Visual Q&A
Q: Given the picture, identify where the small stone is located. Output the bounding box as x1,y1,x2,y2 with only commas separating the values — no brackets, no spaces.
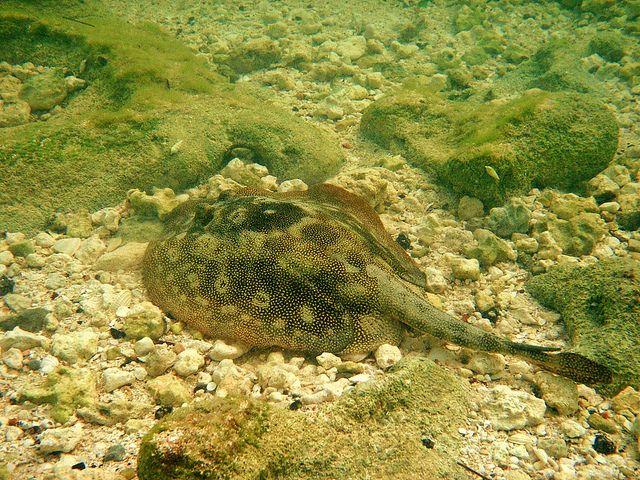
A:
480,385,546,431
38,424,83,454
19,69,68,111
374,343,402,369
52,237,82,256
39,355,59,374
134,337,155,357
612,386,640,415
45,273,66,290
25,254,45,268
534,372,579,416
487,199,531,238
208,339,250,361
424,267,448,294
587,412,619,434
0,250,14,266
5,425,22,442
122,301,165,340
2,347,23,369
458,196,484,220
51,329,99,364
102,367,135,392
599,201,620,213
93,242,148,271
514,236,538,254
3,293,31,312
173,348,204,377
147,373,192,406
467,352,505,375
448,256,480,281
75,235,107,264
145,347,177,377
537,437,568,458
560,419,586,438
316,352,342,369
0,327,47,350
0,307,49,332
8,240,35,258
104,443,126,462
349,373,371,384
474,291,495,313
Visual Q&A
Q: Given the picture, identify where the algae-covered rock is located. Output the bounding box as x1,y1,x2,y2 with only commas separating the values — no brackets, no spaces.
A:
19,366,97,423
545,212,606,257
19,68,67,111
527,258,640,393
588,31,626,63
465,228,516,267
138,357,472,480
360,89,617,206
0,2,344,233
486,198,532,238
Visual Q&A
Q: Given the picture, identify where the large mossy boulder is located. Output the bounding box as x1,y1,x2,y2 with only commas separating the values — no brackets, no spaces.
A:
527,258,640,394
138,357,472,480
360,89,618,206
0,1,344,233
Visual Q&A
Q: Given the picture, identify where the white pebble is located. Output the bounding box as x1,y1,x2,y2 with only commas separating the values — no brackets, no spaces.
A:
39,355,59,374
374,343,402,369
134,337,155,357
38,424,83,454
173,348,205,377
316,352,342,369
208,339,250,361
2,348,23,370
102,367,135,392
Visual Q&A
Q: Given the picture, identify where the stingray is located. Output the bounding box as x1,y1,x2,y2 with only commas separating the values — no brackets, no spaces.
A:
142,184,612,385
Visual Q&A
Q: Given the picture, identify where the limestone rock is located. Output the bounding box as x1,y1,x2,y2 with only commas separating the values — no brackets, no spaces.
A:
137,357,471,480
612,386,640,415
465,228,516,267
534,371,579,416
0,326,47,350
145,347,177,378
173,348,205,377
51,329,99,364
480,385,546,430
374,343,402,369
19,69,68,111
38,424,83,454
122,301,165,340
527,258,640,393
208,339,250,361
486,198,532,238
147,373,192,406
19,366,97,423
103,367,135,392
457,196,484,221
93,242,149,271
448,255,480,281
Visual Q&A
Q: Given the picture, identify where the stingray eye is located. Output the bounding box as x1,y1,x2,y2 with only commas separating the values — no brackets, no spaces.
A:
240,200,306,233
193,203,215,228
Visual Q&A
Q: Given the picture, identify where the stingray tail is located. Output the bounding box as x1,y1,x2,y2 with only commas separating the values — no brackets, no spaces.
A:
504,341,613,386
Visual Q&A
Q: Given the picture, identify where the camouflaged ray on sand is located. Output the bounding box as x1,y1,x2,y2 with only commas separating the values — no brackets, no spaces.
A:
142,184,612,386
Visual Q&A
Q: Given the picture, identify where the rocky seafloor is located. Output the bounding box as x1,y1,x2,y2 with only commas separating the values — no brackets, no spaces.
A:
1,0,640,479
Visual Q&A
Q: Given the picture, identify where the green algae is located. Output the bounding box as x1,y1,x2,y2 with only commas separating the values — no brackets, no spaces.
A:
360,89,618,206
19,366,97,423
527,258,640,394
137,357,472,480
0,1,344,234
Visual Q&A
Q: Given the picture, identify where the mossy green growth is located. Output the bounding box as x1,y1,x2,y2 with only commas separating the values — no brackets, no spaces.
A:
138,357,471,480
360,89,618,206
588,31,626,63
19,366,97,423
0,1,344,233
527,258,640,394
